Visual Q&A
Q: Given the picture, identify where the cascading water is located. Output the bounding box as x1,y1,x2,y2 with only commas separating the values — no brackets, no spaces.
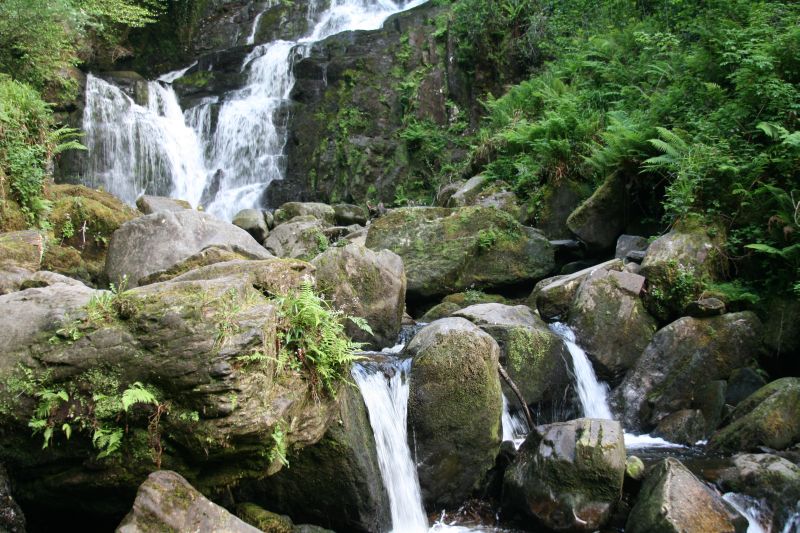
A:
81,0,425,218
352,359,429,533
501,394,527,448
722,493,770,533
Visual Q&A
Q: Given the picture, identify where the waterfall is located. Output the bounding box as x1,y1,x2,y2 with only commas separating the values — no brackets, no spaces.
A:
352,359,428,533
722,493,770,533
81,0,425,218
501,394,527,448
548,322,613,419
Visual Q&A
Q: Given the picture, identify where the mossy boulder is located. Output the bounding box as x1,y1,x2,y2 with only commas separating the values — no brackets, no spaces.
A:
709,377,800,453
135,195,191,215
614,312,762,432
232,209,270,245
640,224,721,321
237,503,294,533
566,173,627,250
116,471,260,533
407,318,502,508
504,418,626,531
366,206,554,299
652,409,707,446
264,216,329,261
312,243,405,349
715,453,800,531
235,384,390,533
447,176,521,220
105,209,271,287
0,261,337,522
332,204,367,226
528,179,590,239
274,203,335,226
567,269,657,382
0,268,86,296
419,301,462,322
453,304,572,414
625,458,747,533
137,246,271,286
529,259,623,320
0,230,43,271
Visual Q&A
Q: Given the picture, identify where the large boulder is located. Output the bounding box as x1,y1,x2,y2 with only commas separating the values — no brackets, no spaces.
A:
615,312,762,432
639,224,720,320
567,268,657,382
232,209,270,244
46,184,140,284
0,268,87,296
529,259,623,320
530,179,589,240
366,206,554,299
105,209,271,287
406,318,502,507
708,377,800,452
0,230,43,271
447,176,521,220
504,418,626,531
264,216,329,261
116,471,259,533
274,202,335,226
566,173,627,250
236,385,390,533
332,204,367,226
626,458,747,533
137,245,271,286
135,195,191,215
312,243,405,349
715,453,800,531
453,304,573,414
0,261,337,522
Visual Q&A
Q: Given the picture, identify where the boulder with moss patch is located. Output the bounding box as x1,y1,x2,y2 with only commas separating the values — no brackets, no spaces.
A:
614,312,762,432
0,230,43,272
265,216,330,261
407,318,502,507
135,195,191,215
708,377,800,453
504,418,626,531
626,458,746,533
566,173,627,250
312,243,405,349
366,207,553,299
529,259,623,320
274,203,335,226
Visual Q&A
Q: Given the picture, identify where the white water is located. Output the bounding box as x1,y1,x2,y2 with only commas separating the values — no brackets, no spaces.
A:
82,0,425,218
723,493,771,533
783,503,800,533
352,359,428,533
501,394,527,448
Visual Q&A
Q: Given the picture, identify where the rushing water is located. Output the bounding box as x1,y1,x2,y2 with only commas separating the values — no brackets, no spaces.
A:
352,359,429,533
501,394,527,448
81,0,425,219
723,493,770,533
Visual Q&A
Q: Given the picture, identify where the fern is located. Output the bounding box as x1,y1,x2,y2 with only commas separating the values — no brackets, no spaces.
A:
121,382,158,412
93,426,124,458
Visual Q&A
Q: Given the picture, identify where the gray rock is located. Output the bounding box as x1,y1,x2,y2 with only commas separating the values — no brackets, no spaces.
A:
333,204,368,226
615,235,649,261
435,180,465,207
274,202,335,226
419,301,461,322
626,458,747,533
447,175,489,207
709,377,800,452
264,216,329,260
454,304,573,411
0,267,86,295
529,259,623,320
116,471,260,532
567,173,627,250
105,210,271,287
615,312,762,432
653,409,706,446
233,209,270,244
407,318,502,507
693,380,727,435
532,179,588,240
0,230,43,271
0,464,25,533
568,268,657,381
726,368,767,406
312,243,406,349
686,297,726,317
504,418,626,531
626,250,647,262
135,195,191,215
366,207,554,299
137,245,272,286
264,210,275,229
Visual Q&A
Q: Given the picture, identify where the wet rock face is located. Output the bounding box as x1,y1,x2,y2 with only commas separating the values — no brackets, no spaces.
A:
503,418,626,531
116,470,260,533
626,458,747,533
406,318,502,508
614,312,763,432
365,206,554,300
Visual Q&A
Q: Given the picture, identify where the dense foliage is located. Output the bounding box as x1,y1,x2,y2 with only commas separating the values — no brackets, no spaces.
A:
443,0,800,299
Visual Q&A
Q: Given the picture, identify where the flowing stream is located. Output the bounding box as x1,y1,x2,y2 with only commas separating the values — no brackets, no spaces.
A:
81,0,425,219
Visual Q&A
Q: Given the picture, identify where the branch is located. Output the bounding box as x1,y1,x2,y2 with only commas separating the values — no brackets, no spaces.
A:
498,365,534,430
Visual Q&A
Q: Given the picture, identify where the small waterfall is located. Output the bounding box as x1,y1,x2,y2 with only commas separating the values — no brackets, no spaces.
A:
722,493,771,533
352,359,428,533
548,322,612,419
246,2,273,45
501,394,527,447
783,502,800,533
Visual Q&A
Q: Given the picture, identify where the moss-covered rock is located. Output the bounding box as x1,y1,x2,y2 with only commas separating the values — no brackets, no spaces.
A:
137,246,270,286
0,230,43,271
447,176,522,220
652,409,707,446
312,243,405,349
366,206,554,299
407,318,502,508
264,216,329,261
529,259,623,320
566,173,628,250
626,458,746,533
116,471,260,532
419,301,462,322
274,203,335,226
614,312,763,432
533,179,591,239
568,269,657,382
237,503,294,533
709,377,800,453
504,418,626,531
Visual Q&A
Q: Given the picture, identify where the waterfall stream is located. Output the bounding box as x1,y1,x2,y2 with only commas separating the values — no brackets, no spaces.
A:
81,0,425,219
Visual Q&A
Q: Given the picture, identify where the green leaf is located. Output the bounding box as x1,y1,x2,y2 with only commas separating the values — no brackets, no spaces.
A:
121,382,158,412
